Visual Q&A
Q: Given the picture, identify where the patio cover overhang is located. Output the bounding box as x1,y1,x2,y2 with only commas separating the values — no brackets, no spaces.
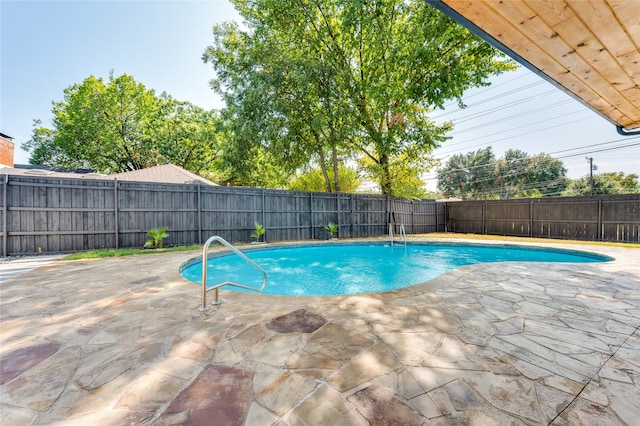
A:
428,0,640,135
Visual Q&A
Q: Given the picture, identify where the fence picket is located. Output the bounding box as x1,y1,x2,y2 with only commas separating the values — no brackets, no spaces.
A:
3,173,635,257
0,175,443,255
445,196,639,243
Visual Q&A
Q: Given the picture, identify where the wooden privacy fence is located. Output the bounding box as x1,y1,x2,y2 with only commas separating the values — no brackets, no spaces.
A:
0,174,444,256
445,194,640,243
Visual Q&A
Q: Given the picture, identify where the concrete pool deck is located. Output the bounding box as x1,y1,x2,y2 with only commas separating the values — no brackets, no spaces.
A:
1,238,638,425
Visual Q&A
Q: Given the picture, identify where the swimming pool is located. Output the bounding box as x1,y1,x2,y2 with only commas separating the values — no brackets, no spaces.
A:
180,242,612,296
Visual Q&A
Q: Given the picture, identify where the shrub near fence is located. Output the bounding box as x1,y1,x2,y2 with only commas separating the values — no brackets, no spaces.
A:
445,194,640,243
0,174,443,256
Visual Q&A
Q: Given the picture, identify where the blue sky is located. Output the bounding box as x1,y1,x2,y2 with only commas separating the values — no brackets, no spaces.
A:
2,0,639,187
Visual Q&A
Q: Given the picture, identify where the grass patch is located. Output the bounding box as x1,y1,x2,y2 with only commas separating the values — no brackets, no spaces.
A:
415,233,640,248
62,244,202,260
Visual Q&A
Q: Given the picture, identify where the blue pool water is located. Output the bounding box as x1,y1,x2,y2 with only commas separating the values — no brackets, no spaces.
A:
180,243,611,296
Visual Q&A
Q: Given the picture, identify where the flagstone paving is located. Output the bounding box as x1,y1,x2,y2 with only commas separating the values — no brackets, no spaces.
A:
1,239,638,425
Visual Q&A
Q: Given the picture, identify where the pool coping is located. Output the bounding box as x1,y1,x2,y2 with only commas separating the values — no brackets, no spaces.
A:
180,237,617,303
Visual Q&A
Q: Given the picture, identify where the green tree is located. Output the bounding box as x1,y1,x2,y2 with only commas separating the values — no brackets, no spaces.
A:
205,20,353,191
288,164,362,193
23,121,66,166
437,147,568,199
204,0,516,195
495,150,567,199
524,153,568,197
149,94,224,174
602,172,639,193
563,172,639,196
23,73,223,175
437,147,497,200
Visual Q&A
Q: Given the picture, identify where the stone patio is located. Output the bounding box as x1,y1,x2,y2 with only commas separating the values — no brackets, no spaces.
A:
1,238,638,425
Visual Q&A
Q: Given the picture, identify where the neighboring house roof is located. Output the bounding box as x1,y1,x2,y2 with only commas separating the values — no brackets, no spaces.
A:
112,164,218,185
429,0,640,134
1,164,218,186
0,164,110,180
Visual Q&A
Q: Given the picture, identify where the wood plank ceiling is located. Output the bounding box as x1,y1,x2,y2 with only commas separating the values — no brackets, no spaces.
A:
430,0,640,133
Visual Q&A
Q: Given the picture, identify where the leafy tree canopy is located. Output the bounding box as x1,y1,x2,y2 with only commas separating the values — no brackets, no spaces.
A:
563,172,639,196
203,0,516,195
437,147,568,200
288,164,362,193
23,72,224,175
437,147,497,200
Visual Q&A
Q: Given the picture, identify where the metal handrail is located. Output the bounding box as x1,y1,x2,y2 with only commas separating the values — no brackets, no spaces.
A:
389,223,394,246
200,236,267,311
389,222,407,247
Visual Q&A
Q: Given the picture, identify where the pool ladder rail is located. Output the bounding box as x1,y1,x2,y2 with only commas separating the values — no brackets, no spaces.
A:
389,222,407,247
200,236,267,311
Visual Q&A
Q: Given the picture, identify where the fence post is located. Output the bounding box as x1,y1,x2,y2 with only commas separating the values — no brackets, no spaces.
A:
444,202,448,232
197,183,202,244
481,201,486,234
114,178,119,249
349,194,354,238
2,174,8,257
309,192,314,239
529,200,534,237
261,188,266,239
433,201,438,235
410,201,414,234
386,194,391,230
336,192,340,238
597,199,602,241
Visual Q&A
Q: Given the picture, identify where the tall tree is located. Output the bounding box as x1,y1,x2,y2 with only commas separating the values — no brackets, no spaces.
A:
205,18,356,191
602,172,639,193
288,164,362,193
523,153,568,197
495,150,567,199
149,94,224,174
437,147,497,200
204,0,516,195
23,73,223,174
437,147,568,199
563,172,639,196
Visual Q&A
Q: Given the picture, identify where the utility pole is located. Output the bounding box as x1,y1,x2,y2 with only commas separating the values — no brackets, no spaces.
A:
586,156,597,196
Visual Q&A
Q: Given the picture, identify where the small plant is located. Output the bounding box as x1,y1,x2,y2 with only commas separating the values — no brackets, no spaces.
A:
144,227,169,249
325,222,339,239
251,221,265,243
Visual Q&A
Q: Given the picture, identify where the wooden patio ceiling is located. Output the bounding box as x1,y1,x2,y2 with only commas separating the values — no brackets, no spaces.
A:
429,0,640,134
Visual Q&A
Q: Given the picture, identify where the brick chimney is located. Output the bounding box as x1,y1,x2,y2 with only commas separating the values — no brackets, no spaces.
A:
0,132,15,167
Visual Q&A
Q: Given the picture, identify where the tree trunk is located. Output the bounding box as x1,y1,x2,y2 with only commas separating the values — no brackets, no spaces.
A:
318,149,332,192
331,145,340,192
379,154,392,195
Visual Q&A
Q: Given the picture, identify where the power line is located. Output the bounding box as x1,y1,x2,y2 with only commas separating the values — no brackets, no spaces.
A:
424,139,639,187
555,142,640,159
446,100,575,136
434,112,592,157
425,69,638,193
447,89,558,124
432,138,639,174
437,72,540,111
432,81,547,119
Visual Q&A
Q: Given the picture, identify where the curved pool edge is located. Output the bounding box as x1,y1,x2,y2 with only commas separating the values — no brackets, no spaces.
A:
178,237,618,299
180,238,615,272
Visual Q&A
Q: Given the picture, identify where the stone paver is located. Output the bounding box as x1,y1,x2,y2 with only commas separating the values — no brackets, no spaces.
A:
1,239,638,424
0,255,64,282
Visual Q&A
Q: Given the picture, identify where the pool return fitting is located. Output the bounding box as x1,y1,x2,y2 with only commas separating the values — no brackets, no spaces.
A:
200,236,267,311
